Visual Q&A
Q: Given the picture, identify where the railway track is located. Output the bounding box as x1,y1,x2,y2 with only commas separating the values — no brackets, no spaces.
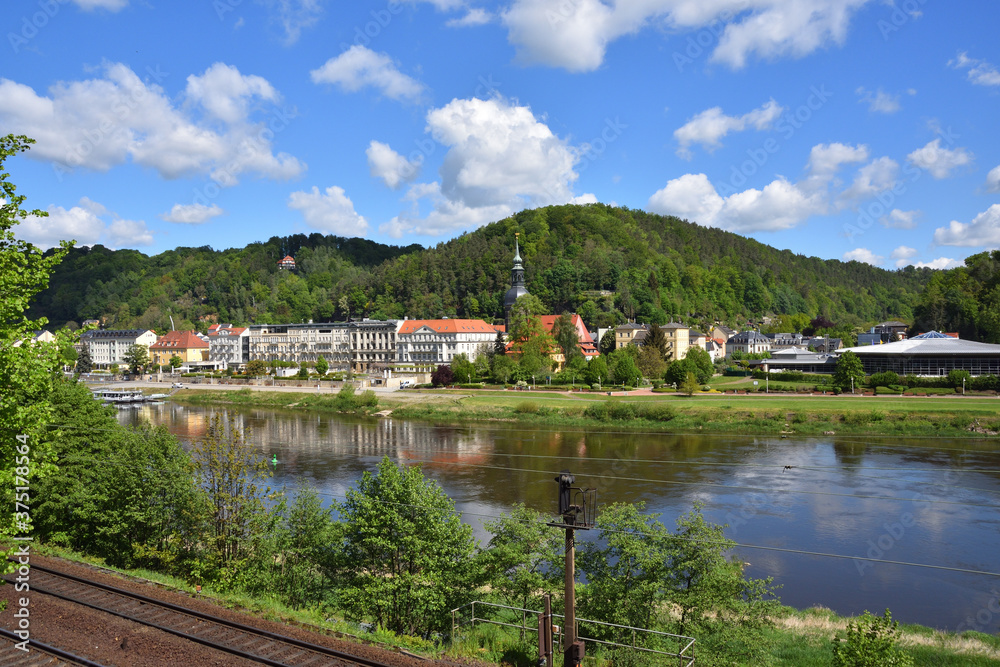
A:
4,564,397,667
0,627,106,667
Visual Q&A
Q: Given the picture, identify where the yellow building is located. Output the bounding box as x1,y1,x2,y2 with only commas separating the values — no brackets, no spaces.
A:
661,322,691,361
150,330,210,367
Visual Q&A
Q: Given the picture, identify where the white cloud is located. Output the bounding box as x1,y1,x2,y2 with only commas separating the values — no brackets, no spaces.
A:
160,203,225,224
380,96,588,238
950,52,1000,87
0,62,304,184
914,257,963,270
502,0,871,72
446,8,492,27
890,245,917,268
426,96,579,209
838,156,899,205
16,198,153,249
842,248,883,266
985,165,1000,193
674,99,783,158
880,209,919,229
933,204,1000,247
647,172,824,233
806,142,869,178
366,141,421,189
73,0,129,9
288,185,368,236
185,63,278,124
907,139,973,179
261,0,325,45
311,46,425,103
856,86,901,113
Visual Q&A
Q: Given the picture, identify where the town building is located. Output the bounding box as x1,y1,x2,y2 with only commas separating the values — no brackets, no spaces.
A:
150,330,210,368
503,233,530,332
13,330,56,347
753,347,837,373
764,332,805,350
277,255,296,270
660,322,690,361
615,322,648,349
539,314,600,366
248,322,353,369
350,319,401,373
397,319,499,367
80,329,158,368
838,334,1000,376
802,336,842,354
208,326,249,369
727,331,772,356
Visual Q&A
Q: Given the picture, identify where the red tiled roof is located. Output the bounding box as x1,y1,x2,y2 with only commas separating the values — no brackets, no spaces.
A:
537,314,599,357
151,330,209,349
398,319,497,335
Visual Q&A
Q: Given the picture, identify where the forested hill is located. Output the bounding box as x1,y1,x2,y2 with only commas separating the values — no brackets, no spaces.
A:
30,204,933,335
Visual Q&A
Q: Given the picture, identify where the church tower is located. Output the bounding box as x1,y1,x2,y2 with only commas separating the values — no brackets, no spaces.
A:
503,233,530,332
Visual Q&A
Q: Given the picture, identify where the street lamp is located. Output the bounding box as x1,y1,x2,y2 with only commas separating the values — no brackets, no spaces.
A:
963,377,966,395
532,375,535,389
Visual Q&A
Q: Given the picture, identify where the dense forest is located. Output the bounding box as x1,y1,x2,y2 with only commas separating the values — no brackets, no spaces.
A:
30,204,935,337
911,250,1000,343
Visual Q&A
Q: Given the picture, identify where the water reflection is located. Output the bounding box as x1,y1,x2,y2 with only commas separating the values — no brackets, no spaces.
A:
122,403,1000,633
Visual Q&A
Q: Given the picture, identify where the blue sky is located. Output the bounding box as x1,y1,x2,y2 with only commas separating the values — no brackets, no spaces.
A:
3,0,999,271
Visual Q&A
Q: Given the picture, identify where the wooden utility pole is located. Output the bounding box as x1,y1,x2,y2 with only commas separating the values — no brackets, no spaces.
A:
551,471,593,667
537,594,553,667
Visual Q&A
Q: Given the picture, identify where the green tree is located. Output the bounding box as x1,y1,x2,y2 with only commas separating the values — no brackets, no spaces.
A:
482,504,562,612
646,323,667,358
315,354,328,376
274,485,336,609
34,379,200,569
600,328,617,355
637,343,667,379
682,371,700,396
76,344,93,374
584,355,609,386
169,355,183,370
245,359,267,377
490,354,515,384
613,353,641,386
451,352,475,384
431,364,454,387
831,609,913,667
552,312,582,364
684,346,714,383
333,457,477,635
190,414,276,571
834,350,865,392
0,135,71,570
297,361,310,379
123,343,150,375
493,329,507,356
665,357,695,387
947,368,971,389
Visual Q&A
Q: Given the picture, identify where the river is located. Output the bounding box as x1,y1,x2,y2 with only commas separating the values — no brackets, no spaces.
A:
121,402,1000,633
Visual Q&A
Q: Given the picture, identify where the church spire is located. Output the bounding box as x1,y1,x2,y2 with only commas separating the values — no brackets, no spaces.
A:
513,232,523,269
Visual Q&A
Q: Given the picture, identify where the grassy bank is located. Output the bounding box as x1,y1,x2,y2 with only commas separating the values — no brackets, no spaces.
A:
171,387,1000,438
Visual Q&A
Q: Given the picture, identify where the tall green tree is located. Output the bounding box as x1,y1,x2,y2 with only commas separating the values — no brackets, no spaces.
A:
834,350,865,392
315,354,329,376
684,346,715,383
552,312,582,364
333,457,477,635
76,344,93,374
482,504,563,612
123,343,150,374
646,323,668,358
450,352,475,383
0,135,71,570
190,414,276,571
600,328,617,355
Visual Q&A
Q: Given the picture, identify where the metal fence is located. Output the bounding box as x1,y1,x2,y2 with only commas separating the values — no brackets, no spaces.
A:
451,600,695,666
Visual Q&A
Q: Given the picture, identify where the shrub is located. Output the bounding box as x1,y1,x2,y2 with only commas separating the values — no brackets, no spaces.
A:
431,365,454,387
867,371,900,388
514,401,539,414
831,609,913,667
947,369,972,389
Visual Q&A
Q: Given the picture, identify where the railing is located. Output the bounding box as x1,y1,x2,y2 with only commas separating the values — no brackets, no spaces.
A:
451,601,695,666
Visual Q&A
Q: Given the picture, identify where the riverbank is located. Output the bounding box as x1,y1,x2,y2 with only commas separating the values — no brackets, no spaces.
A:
171,387,1000,439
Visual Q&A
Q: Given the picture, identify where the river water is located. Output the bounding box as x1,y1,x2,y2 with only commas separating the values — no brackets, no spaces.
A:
121,402,1000,633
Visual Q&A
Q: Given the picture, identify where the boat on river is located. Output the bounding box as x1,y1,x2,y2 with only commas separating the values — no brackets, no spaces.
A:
93,389,153,404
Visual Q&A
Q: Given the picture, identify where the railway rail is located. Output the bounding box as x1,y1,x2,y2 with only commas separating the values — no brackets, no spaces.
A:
3,564,398,667
0,627,107,667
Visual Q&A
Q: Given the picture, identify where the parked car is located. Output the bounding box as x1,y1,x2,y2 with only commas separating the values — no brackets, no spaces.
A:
172,382,183,388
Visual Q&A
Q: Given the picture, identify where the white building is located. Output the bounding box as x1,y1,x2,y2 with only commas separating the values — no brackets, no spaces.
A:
248,322,353,369
396,319,498,366
80,329,157,368
208,326,249,369
727,331,772,356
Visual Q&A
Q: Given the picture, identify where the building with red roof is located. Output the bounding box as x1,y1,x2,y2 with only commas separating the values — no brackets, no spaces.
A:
396,318,499,366
150,330,210,367
538,314,600,363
